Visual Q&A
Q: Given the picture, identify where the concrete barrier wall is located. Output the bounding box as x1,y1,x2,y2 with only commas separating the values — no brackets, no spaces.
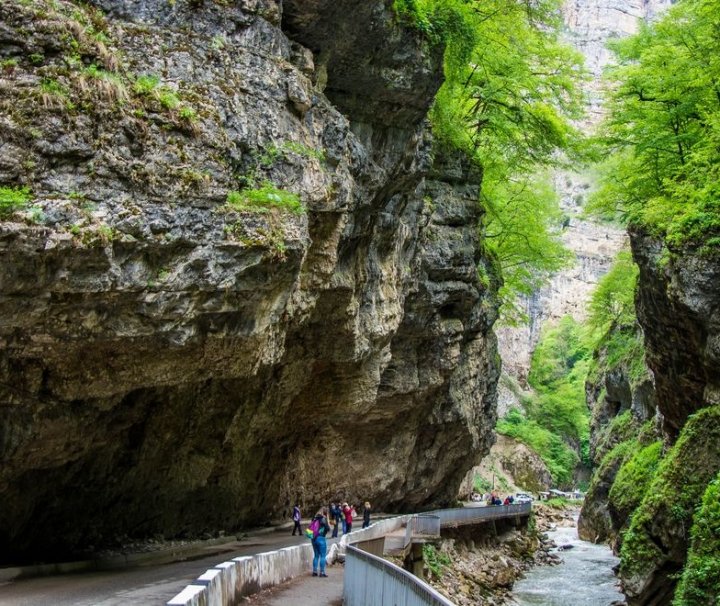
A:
167,543,314,606
167,515,409,606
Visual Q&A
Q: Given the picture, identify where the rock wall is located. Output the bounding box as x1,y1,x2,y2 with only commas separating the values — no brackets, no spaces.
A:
577,340,657,545
0,0,500,563
617,234,720,605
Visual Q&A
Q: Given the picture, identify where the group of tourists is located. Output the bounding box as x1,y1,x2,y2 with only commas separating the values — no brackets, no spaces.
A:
469,491,516,505
291,500,372,577
487,493,515,506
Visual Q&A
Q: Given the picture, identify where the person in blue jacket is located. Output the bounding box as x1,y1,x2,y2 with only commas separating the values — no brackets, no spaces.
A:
311,506,331,577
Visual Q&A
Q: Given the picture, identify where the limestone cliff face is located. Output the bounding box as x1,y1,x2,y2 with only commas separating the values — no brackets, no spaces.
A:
0,0,499,563
632,233,720,438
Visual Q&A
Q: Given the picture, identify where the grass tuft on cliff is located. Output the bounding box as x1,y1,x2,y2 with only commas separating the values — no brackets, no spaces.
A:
227,183,304,215
0,186,32,217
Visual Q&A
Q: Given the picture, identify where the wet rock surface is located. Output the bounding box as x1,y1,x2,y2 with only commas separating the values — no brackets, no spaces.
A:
0,0,499,562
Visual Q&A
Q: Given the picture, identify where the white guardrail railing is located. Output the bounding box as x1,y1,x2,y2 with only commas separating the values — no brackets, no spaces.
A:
345,502,531,606
404,514,441,548
344,544,456,606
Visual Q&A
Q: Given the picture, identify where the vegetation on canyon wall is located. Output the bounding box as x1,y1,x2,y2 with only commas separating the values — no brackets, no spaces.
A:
497,249,643,489
395,0,583,322
674,472,720,605
497,316,590,487
620,407,720,579
590,0,720,253
579,2,720,601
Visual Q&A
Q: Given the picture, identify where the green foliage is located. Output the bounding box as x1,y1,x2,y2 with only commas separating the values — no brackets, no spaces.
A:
620,406,720,579
133,74,184,111
81,63,128,103
609,441,662,519
133,75,161,95
497,316,592,485
394,0,585,321
544,497,575,509
423,543,451,579
585,251,647,393
497,408,579,487
227,182,304,215
590,0,720,252
0,186,32,217
674,472,720,605
586,251,638,348
483,175,574,323
472,474,492,493
592,410,640,466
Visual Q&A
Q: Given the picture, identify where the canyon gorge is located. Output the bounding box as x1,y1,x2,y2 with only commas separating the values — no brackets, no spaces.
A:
1,1,720,605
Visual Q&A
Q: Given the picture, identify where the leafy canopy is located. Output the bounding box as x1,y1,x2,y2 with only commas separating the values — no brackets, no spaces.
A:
395,0,585,321
589,0,720,251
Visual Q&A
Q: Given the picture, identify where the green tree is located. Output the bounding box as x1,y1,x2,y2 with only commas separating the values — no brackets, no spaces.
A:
483,174,574,323
395,0,585,320
590,0,720,250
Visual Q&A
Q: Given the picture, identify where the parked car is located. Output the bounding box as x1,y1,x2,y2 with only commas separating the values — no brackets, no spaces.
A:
515,493,533,504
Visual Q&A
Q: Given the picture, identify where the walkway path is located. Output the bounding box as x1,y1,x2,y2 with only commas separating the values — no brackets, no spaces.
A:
245,565,344,606
0,530,310,606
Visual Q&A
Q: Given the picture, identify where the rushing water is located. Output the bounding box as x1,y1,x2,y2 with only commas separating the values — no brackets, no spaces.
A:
512,520,624,606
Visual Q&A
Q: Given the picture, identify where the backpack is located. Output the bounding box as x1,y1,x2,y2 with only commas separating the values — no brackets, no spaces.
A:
305,517,321,539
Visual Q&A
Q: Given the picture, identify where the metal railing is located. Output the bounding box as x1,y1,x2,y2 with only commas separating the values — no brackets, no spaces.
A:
404,514,441,548
432,502,531,527
344,545,455,606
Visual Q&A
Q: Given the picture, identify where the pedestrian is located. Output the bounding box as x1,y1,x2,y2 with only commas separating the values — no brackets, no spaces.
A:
342,502,354,534
330,502,340,538
291,503,302,536
362,501,371,529
310,506,331,577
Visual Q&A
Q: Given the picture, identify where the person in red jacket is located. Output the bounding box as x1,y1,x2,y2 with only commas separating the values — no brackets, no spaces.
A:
342,502,354,534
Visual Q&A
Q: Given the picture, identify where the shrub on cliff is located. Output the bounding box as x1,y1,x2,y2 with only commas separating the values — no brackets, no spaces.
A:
673,472,720,605
0,186,32,218
620,406,720,598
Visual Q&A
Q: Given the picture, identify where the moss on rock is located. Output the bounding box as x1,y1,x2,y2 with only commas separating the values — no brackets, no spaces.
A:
673,471,720,606
620,406,720,602
608,440,662,528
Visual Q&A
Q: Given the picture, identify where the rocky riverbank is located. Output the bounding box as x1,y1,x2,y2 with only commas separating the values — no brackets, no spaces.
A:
424,505,576,605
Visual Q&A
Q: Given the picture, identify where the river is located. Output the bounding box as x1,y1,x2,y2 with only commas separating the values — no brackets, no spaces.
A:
512,519,624,606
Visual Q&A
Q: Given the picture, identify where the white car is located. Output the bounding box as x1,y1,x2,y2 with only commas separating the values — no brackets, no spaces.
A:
515,493,533,504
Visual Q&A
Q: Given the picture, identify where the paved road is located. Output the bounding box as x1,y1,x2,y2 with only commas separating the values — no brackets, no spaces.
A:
0,530,313,606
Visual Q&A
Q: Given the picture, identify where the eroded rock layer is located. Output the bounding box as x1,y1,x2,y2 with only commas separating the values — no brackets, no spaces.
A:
0,0,499,562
